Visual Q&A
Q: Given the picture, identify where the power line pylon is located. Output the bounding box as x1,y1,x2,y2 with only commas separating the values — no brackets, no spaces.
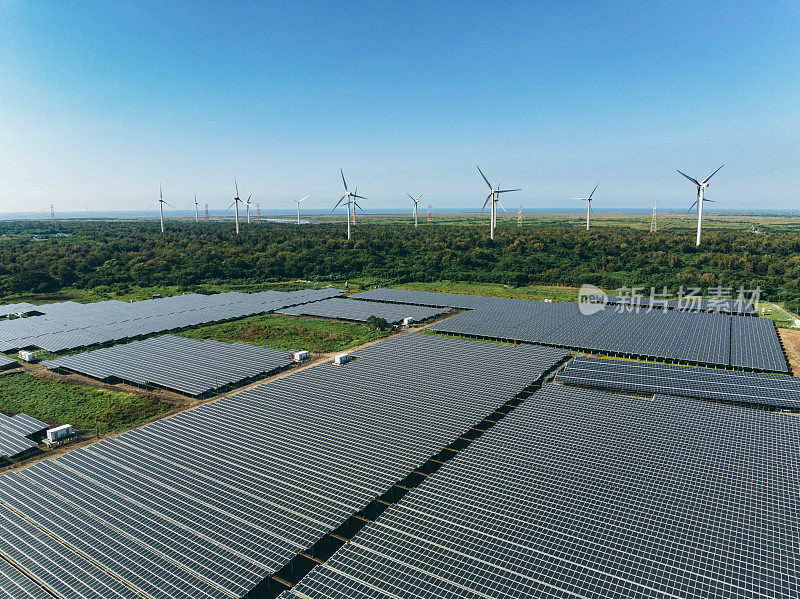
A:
517,204,522,227
650,198,657,232
50,204,55,224
204,204,209,220
256,202,261,222
427,204,432,225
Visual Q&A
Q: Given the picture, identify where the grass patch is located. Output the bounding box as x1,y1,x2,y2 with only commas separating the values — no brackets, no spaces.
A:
0,373,168,433
395,281,580,302
759,302,797,329
177,313,388,353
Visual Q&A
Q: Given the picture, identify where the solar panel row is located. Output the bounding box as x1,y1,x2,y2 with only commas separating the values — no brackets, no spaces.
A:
42,334,295,396
603,295,757,315
0,414,48,438
283,384,800,599
0,302,39,318
0,288,343,353
277,297,450,323
0,354,17,371
0,333,569,599
556,355,800,410
353,288,788,372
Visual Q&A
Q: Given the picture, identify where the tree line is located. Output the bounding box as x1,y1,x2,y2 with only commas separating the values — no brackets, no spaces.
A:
1,220,799,312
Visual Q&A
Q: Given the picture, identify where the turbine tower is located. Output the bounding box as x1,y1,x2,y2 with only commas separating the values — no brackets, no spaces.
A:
407,193,422,227
193,194,199,223
677,165,724,246
573,184,598,230
227,180,253,234
332,169,366,239
152,184,176,234
295,195,310,224
477,165,520,240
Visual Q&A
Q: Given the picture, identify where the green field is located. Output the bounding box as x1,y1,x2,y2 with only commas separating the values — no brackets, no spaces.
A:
395,281,580,302
177,313,388,353
0,373,167,433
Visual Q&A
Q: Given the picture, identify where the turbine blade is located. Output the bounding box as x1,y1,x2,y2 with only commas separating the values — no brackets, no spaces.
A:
407,193,415,201
476,165,493,190
235,180,239,197
588,183,598,199
353,193,367,200
340,168,348,192
227,201,235,211
159,184,163,200
481,193,492,212
164,201,178,210
298,195,310,203
496,189,521,194
688,199,698,212
704,199,715,203
702,164,724,185
497,200,508,213
676,170,701,186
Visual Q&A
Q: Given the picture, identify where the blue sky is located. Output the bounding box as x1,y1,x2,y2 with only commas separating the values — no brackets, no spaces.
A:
1,1,798,213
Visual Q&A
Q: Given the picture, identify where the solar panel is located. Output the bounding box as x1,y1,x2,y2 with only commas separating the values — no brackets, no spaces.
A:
286,384,800,599
354,288,788,372
0,428,37,459
555,355,800,410
277,297,449,323
0,288,344,353
0,333,569,599
0,414,48,438
42,334,295,396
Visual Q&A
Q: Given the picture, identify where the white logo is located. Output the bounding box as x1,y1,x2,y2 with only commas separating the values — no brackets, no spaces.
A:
578,284,607,315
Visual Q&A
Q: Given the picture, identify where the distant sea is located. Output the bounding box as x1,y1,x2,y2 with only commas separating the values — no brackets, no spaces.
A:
0,208,797,220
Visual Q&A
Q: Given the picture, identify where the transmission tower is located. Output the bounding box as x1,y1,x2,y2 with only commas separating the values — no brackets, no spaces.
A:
650,198,657,232
427,204,432,225
256,202,261,222
49,204,55,224
204,204,209,220
517,204,522,227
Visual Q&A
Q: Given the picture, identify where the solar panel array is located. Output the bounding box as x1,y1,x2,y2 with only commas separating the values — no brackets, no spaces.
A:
0,333,569,599
42,334,295,396
277,297,450,323
0,414,48,438
0,414,46,459
283,384,800,599
603,295,757,315
556,355,800,410
0,354,17,370
353,288,788,372
0,288,343,353
0,302,39,318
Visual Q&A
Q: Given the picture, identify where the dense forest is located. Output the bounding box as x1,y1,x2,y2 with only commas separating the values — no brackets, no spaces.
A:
1,220,799,311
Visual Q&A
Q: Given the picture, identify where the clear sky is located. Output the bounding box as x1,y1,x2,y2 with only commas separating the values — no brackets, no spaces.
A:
1,1,798,214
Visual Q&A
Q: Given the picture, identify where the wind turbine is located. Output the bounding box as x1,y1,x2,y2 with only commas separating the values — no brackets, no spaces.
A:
408,193,422,227
193,194,199,223
677,165,724,246
152,184,176,234
477,166,520,240
573,184,598,230
227,180,253,234
332,169,366,239
295,195,310,224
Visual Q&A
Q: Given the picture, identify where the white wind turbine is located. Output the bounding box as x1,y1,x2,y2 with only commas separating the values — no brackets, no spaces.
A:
332,169,366,239
477,166,520,240
573,184,598,230
295,195,310,224
151,184,176,234
677,165,724,246
407,193,422,227
193,194,200,222
227,180,253,234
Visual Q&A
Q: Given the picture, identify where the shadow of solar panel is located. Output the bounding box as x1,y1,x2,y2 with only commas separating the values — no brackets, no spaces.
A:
285,384,800,599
